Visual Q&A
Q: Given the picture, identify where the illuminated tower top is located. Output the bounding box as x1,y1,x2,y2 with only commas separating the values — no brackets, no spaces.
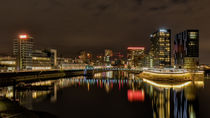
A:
13,33,34,70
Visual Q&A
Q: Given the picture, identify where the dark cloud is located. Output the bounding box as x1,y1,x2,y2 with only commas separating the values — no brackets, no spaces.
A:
48,0,63,6
134,0,144,5
149,5,168,11
171,0,189,4
97,4,110,11
0,0,209,63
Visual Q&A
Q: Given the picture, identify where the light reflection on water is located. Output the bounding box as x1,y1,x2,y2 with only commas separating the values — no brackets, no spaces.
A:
0,71,206,118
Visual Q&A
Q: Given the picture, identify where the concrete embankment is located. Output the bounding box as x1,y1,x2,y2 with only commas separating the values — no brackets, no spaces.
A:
0,98,57,117
0,70,93,86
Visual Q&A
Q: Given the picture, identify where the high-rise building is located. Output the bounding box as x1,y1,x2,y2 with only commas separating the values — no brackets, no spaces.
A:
104,49,113,66
127,47,145,68
150,29,171,68
13,34,33,70
174,30,199,69
143,51,154,68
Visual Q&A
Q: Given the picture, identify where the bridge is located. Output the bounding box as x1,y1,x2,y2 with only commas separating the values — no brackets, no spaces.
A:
86,67,142,71
84,67,142,75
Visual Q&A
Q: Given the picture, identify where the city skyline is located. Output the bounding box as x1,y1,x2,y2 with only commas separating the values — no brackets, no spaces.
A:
0,0,209,64
0,29,202,59
0,1,210,118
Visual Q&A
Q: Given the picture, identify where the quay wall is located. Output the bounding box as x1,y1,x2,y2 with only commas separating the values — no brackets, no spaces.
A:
0,70,92,85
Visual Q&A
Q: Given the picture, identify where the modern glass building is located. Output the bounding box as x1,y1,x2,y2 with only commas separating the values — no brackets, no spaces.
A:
174,30,199,69
150,29,171,68
13,34,33,70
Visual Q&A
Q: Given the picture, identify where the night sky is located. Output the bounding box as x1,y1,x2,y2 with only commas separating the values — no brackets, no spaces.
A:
0,0,209,63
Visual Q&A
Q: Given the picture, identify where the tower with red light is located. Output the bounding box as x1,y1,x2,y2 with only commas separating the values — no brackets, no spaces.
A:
19,34,28,39
13,34,33,70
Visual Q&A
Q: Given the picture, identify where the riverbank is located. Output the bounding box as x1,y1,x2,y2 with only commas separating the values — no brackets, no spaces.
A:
0,70,92,86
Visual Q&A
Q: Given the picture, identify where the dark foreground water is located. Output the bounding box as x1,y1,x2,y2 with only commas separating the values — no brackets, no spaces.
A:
0,71,210,118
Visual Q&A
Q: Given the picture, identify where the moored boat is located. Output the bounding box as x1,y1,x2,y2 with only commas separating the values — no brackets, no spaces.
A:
139,68,204,82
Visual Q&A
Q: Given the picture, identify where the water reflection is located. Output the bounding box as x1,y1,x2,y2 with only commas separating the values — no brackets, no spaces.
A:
0,71,205,118
127,90,145,102
143,79,203,118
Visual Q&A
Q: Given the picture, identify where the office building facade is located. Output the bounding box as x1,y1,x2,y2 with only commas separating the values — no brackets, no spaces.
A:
127,47,145,68
150,29,171,68
0,56,16,72
174,30,199,69
13,34,33,70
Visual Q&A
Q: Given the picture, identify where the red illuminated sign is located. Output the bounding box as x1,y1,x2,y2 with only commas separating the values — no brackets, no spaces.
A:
127,47,145,50
19,34,28,39
127,90,145,102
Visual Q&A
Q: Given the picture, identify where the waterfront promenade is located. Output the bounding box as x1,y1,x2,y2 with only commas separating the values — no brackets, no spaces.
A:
0,68,142,86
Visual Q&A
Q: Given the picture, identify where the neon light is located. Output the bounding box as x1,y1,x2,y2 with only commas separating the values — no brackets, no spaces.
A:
143,78,192,89
127,47,145,50
19,34,28,39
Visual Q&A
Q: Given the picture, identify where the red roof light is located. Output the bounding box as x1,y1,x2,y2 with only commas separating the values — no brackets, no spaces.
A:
127,47,145,50
19,34,28,39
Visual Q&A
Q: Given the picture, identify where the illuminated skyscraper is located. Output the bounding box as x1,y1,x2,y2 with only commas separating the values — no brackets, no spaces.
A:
174,30,199,69
13,34,33,70
127,47,145,68
150,29,171,68
104,49,113,66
